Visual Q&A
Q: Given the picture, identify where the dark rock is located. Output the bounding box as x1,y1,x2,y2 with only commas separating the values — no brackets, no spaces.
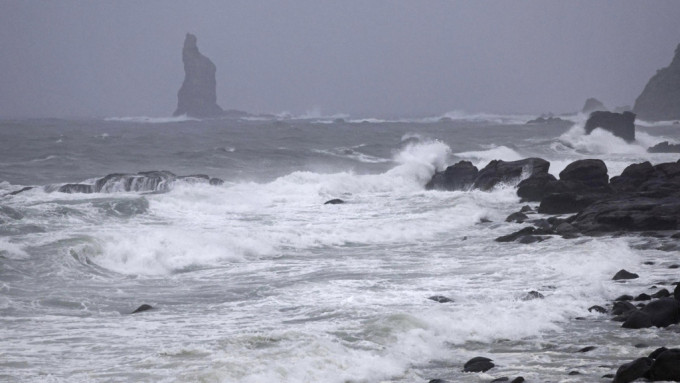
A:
522,291,544,300
520,205,534,213
463,356,495,373
611,301,637,316
555,222,578,236
635,343,649,348
58,183,95,193
495,227,536,242
588,305,607,314
517,235,547,244
648,349,680,381
613,269,639,280
428,295,453,303
633,43,680,121
526,116,568,125
648,141,680,153
640,298,680,327
538,192,604,215
649,347,669,360
510,378,524,383
622,310,653,329
602,373,615,379
571,194,680,233
131,304,153,314
473,158,550,191
578,346,596,353
209,177,224,186
506,212,528,223
568,371,581,375
426,161,478,191
324,199,345,205
582,97,607,113
428,380,448,383
644,261,656,265
669,264,680,269
613,357,653,383
610,162,657,192
651,289,670,299
517,172,557,201
490,378,509,382
635,293,652,301
7,186,33,196
174,33,224,118
559,159,610,190
675,284,680,300
584,111,636,142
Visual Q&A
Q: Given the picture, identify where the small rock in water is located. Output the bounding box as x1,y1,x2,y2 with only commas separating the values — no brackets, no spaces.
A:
613,269,639,280
131,304,153,314
491,378,509,382
428,380,448,383
324,199,345,205
669,264,680,269
644,261,655,265
463,356,495,373
510,377,524,383
568,370,581,375
522,291,544,300
634,293,651,301
428,295,454,303
506,212,528,223
520,205,534,213
588,305,607,314
578,346,596,353
615,294,634,301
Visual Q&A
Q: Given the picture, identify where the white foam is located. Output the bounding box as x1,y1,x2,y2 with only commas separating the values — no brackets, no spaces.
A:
0,238,29,259
455,145,524,167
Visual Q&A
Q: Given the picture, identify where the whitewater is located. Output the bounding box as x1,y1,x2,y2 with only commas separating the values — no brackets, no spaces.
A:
1,115,679,382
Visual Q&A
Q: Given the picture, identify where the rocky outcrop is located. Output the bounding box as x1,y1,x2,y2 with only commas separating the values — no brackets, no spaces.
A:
582,98,606,114
425,160,478,191
648,141,680,153
54,170,224,194
426,158,549,192
174,33,224,118
633,43,680,121
584,111,636,142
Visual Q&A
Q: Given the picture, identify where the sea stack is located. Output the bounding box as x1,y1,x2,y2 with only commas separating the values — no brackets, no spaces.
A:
581,98,606,114
633,43,680,121
173,33,223,118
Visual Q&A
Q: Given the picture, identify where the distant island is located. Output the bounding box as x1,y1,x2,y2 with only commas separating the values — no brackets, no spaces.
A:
633,43,680,121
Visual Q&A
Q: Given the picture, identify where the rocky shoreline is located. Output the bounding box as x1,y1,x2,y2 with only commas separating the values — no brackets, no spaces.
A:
426,156,680,382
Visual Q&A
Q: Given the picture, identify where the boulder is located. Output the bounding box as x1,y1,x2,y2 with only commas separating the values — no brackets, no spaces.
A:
610,161,657,192
584,111,636,142
473,158,550,191
506,212,528,223
613,269,639,280
613,357,653,383
559,159,610,190
173,33,224,118
571,194,680,233
131,304,153,314
622,310,653,329
633,43,680,121
640,298,680,327
426,161,478,191
463,356,494,373
517,172,557,201
648,349,680,381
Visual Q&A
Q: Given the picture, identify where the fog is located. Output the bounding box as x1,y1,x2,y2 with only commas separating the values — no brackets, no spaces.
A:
1,0,679,118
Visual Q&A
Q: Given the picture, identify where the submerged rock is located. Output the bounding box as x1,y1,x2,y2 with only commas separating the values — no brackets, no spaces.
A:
584,111,636,142
131,304,153,314
324,199,345,205
463,356,494,373
633,43,680,121
173,33,224,118
428,295,454,303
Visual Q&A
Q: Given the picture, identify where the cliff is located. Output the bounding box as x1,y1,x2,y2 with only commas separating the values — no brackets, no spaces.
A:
633,43,680,121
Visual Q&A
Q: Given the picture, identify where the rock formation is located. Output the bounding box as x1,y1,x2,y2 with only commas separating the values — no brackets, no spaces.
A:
173,33,224,118
582,98,606,114
584,111,636,142
633,43,680,121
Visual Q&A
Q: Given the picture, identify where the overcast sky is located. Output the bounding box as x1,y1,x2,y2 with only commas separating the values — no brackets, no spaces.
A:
1,1,679,118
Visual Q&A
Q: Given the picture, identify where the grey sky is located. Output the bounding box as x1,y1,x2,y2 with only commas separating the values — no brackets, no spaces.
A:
1,0,679,118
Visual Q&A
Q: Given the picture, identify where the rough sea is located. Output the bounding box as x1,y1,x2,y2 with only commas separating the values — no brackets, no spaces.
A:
1,113,679,382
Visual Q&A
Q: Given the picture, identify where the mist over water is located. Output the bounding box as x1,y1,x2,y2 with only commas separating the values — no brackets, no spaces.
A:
1,115,679,382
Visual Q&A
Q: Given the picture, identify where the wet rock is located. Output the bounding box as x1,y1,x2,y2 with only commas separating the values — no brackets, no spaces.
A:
648,141,680,153
473,158,550,191
522,291,544,300
426,160,478,191
651,289,670,299
613,270,639,280
58,183,95,193
648,348,680,381
555,222,578,236
324,199,345,205
506,212,528,223
669,264,680,269
131,304,153,314
584,111,636,143
648,347,668,360
611,301,637,316
635,293,652,301
510,378,524,383
520,205,534,213
588,305,607,314
622,310,653,329
517,235,547,244
578,346,596,353
490,378,509,382
7,186,33,196
568,370,581,375
463,356,495,373
675,284,680,300
613,357,652,383
428,380,448,383
517,172,557,202
428,295,454,303
640,298,680,327
0,205,24,220
209,178,224,186
495,227,535,242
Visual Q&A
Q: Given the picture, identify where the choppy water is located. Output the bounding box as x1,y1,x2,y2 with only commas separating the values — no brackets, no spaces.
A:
1,114,680,382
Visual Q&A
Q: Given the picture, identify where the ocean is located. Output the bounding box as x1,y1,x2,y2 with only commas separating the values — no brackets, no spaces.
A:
1,113,679,382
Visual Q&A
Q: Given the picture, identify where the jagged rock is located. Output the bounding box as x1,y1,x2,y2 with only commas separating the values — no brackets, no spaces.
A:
426,160,478,191
584,111,636,142
633,43,680,121
648,141,680,153
473,158,550,191
613,270,639,280
582,97,607,113
173,33,224,118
